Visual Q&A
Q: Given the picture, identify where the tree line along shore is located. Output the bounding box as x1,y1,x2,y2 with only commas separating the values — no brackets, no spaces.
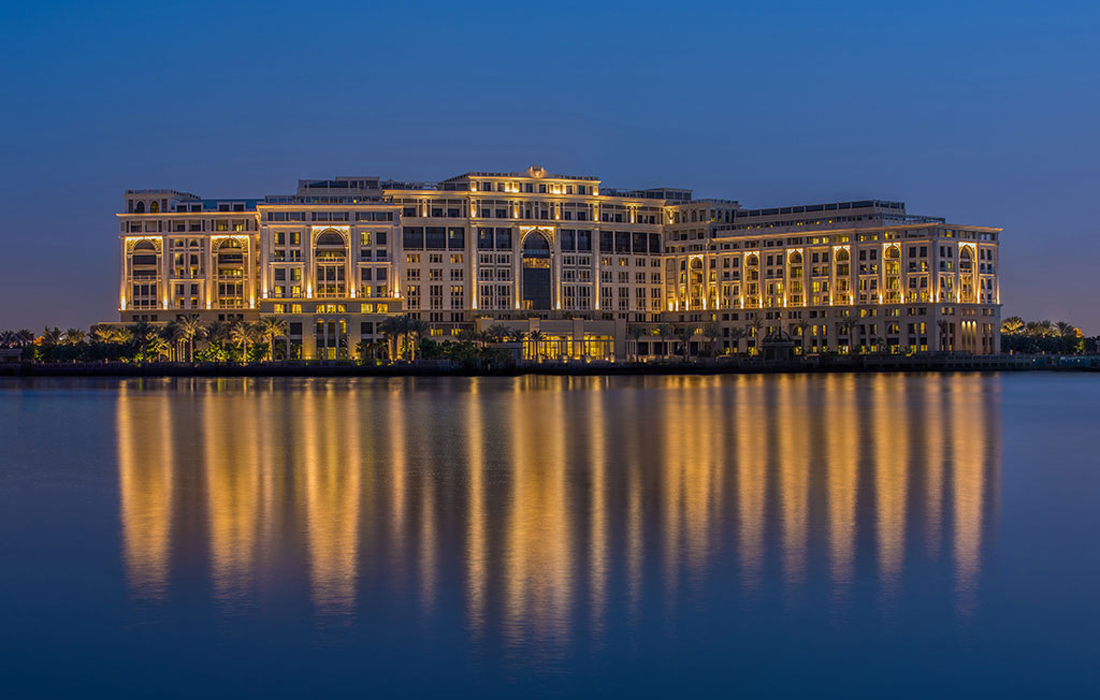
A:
0,314,1095,372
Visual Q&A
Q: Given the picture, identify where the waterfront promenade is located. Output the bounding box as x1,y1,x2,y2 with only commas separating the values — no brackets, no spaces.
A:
3,353,1085,377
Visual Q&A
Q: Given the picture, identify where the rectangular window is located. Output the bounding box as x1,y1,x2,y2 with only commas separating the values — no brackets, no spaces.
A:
447,227,465,250
577,230,592,252
403,227,424,250
600,231,614,252
425,227,446,250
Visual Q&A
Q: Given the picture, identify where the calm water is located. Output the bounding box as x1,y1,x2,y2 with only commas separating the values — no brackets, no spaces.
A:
1,374,1098,697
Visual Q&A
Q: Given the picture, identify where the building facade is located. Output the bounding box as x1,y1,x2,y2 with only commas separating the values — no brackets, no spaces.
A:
117,166,1001,360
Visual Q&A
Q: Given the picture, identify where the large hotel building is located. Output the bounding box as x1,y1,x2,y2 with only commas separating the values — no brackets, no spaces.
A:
117,166,1001,360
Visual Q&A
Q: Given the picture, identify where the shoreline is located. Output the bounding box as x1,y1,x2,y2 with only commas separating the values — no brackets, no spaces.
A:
3,355,1095,378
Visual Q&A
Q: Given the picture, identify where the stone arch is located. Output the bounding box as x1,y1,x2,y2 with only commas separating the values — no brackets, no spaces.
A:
521,230,552,310
315,229,347,247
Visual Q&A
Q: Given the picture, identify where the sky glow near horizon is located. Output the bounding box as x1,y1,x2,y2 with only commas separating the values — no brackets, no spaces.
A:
1,0,1097,331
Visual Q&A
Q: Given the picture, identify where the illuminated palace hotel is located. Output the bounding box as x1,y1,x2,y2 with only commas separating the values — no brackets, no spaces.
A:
117,166,1001,360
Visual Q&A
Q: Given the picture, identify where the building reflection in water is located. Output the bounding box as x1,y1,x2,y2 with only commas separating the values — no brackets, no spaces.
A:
116,374,1001,639
117,384,174,599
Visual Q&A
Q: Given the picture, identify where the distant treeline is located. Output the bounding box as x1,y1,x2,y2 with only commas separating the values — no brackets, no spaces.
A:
999,317,1096,354
0,315,515,367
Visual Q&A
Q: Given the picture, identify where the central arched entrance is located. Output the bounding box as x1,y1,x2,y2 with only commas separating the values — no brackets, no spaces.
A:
522,231,552,310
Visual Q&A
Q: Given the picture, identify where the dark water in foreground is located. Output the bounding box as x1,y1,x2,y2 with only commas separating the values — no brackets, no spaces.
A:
1,374,1097,698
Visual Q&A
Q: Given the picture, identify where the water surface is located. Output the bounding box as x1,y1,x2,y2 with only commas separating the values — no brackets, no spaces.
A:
1,374,1097,697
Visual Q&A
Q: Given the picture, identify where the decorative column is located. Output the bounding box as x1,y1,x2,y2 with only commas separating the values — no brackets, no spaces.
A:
119,236,128,317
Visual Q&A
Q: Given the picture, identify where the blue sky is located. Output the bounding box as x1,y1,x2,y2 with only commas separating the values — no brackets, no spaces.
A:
2,0,1097,331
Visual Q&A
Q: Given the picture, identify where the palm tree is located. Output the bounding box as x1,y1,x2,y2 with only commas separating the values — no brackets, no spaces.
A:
175,314,205,362
64,328,85,345
128,321,155,364
357,339,388,363
162,321,181,361
703,321,722,357
749,316,764,354
42,327,63,346
15,330,35,348
627,324,647,361
107,327,132,345
1001,316,1024,335
378,316,406,360
838,318,858,353
229,320,256,361
145,334,170,362
456,328,481,346
674,326,692,362
484,324,512,344
528,330,545,361
0,330,14,348
91,325,113,344
257,316,289,360
792,319,809,356
1056,321,1079,338
655,323,671,360
406,316,430,361
205,320,231,361
377,314,426,361
728,326,747,355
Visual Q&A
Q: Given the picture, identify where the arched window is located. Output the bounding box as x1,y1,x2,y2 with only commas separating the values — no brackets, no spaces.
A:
131,240,157,267
521,232,551,310
836,248,850,278
134,201,145,213
959,247,973,272
316,230,345,247
788,251,803,265
689,257,704,286
884,246,900,260
150,201,159,213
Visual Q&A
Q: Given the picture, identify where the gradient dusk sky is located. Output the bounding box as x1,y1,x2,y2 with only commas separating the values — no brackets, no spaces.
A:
1,0,1097,332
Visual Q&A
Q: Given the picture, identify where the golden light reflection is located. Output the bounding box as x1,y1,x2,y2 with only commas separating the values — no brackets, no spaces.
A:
115,375,1000,635
504,378,573,654
301,385,362,617
777,376,809,590
825,374,858,593
736,376,768,593
950,379,991,616
117,385,174,599
625,392,644,626
465,379,488,638
873,374,909,596
386,382,409,591
588,380,608,643
924,379,945,557
204,387,262,605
